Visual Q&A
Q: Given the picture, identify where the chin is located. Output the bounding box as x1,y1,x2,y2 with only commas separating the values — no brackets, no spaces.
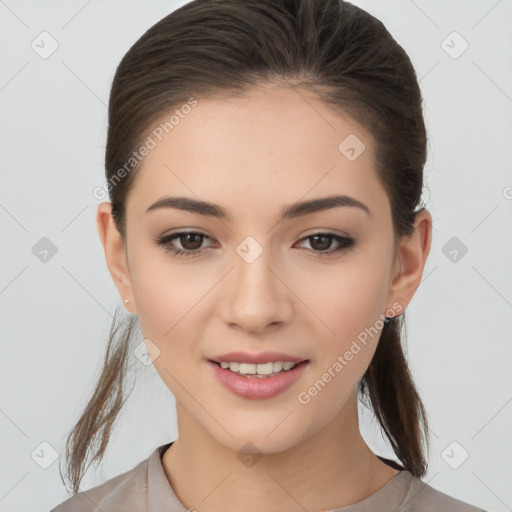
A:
205,410,316,455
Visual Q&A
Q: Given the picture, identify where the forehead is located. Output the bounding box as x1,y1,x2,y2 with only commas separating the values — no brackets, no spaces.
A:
125,85,387,221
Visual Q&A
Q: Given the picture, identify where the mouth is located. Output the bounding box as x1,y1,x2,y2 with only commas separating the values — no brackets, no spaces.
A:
208,360,308,378
207,355,310,400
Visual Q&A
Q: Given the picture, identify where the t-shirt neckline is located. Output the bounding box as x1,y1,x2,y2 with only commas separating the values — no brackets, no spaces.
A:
151,441,412,512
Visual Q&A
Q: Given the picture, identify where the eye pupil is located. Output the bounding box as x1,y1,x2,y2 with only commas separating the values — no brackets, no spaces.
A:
310,235,332,251
181,233,203,250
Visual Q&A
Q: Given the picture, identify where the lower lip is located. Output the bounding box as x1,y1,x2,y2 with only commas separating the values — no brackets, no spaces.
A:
208,360,309,400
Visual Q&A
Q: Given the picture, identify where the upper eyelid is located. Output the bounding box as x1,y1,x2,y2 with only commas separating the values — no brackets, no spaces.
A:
159,229,350,240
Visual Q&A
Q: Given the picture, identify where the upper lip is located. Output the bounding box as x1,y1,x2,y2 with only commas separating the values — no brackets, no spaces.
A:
209,351,307,364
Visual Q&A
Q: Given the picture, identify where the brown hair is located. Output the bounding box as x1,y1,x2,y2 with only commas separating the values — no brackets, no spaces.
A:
60,0,430,494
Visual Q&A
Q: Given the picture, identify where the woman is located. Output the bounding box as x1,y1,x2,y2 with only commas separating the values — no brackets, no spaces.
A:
51,0,487,510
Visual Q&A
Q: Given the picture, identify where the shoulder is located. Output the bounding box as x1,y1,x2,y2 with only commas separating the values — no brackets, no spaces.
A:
49,456,149,512
400,474,487,512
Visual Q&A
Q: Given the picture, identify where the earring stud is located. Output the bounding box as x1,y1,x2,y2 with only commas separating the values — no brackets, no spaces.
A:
124,299,129,303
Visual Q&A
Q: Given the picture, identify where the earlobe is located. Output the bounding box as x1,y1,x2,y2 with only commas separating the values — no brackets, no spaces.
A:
386,209,433,313
96,202,135,313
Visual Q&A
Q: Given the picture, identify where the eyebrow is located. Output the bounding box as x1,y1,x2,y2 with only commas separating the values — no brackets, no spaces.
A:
145,194,371,220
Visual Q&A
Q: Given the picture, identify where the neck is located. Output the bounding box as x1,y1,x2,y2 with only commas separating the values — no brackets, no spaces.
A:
162,392,398,512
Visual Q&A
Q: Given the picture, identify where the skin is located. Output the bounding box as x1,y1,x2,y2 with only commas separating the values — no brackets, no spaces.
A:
97,83,432,512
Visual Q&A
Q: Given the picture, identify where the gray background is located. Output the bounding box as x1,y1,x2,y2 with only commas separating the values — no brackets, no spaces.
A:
0,1,511,511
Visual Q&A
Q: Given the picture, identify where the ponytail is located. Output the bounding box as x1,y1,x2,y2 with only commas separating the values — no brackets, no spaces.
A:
359,315,429,478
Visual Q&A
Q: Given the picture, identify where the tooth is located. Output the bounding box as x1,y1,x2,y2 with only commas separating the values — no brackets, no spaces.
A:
273,361,283,372
220,361,299,375
239,363,256,374
228,362,240,372
256,362,274,375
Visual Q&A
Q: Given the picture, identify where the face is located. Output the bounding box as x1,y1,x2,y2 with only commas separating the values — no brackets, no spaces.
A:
102,84,422,454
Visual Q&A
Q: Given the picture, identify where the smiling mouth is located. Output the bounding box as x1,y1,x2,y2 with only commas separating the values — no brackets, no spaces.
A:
209,360,309,378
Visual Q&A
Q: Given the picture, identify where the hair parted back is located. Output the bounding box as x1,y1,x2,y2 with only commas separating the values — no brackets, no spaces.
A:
60,0,430,494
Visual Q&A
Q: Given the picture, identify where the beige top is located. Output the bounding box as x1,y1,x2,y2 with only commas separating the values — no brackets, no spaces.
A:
50,442,486,512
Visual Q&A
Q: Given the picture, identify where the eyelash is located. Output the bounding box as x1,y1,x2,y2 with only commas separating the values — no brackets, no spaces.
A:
154,231,357,258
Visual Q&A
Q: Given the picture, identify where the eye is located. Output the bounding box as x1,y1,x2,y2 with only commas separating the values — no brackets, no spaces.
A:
155,231,216,258
154,231,356,258
294,233,356,257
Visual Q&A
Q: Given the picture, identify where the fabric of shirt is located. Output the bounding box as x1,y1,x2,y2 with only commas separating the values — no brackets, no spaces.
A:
50,442,487,512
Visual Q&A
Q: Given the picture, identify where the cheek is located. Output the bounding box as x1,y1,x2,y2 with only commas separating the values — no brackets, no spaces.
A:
128,249,224,394
130,257,209,395
294,253,391,405
298,255,391,345
130,246,210,338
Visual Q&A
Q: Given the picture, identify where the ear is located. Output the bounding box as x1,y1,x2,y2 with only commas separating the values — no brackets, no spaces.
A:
96,202,136,314
385,209,432,315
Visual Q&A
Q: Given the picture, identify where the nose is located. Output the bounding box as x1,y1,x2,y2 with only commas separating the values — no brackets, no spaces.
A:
218,250,294,335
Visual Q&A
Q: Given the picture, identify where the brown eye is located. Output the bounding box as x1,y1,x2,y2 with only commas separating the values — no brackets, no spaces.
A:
155,231,215,257
308,235,334,251
296,233,356,256
178,233,204,251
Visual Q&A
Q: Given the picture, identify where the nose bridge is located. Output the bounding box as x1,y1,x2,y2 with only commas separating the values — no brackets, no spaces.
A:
221,236,293,331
